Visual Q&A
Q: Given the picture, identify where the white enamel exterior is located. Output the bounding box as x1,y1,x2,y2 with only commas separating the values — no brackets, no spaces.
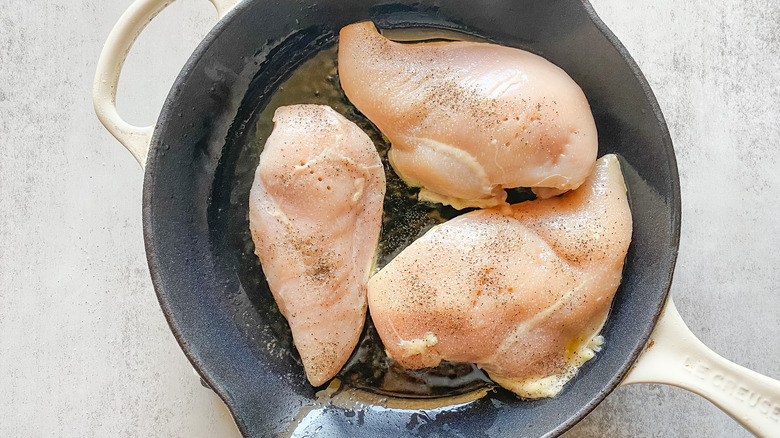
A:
92,0,240,168
623,298,780,437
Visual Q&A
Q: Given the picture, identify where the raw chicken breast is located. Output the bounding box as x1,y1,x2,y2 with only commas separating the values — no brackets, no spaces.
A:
249,105,385,386
367,155,631,398
339,22,598,209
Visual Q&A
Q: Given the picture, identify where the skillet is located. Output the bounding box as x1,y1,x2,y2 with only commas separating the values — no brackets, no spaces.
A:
93,0,780,436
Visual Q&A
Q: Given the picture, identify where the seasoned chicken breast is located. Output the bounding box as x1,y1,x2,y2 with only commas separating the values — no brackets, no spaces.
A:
367,155,631,398
338,22,598,209
249,105,385,386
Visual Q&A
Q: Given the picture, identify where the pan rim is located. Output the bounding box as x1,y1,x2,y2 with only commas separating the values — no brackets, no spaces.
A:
142,0,252,434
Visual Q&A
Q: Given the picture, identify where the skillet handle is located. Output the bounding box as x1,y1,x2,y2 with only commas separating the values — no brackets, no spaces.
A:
622,297,780,437
92,0,241,168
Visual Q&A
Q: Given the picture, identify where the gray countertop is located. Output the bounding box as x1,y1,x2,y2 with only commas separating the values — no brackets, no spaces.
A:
1,0,778,436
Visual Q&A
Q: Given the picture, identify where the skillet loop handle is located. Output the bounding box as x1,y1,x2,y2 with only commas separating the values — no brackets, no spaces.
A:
622,297,780,437
92,0,241,168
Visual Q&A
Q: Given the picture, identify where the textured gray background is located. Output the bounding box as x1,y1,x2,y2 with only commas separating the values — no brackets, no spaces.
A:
1,0,778,436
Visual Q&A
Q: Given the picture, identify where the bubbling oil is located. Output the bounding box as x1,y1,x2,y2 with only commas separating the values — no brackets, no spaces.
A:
250,43,493,398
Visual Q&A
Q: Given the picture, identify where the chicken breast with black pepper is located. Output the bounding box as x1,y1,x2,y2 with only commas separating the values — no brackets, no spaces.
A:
249,105,385,386
338,22,597,209
367,155,631,398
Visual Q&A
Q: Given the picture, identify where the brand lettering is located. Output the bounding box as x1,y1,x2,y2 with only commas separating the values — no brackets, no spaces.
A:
682,356,778,422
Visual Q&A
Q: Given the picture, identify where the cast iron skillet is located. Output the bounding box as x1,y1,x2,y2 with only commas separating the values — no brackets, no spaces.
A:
100,0,679,435
96,0,704,436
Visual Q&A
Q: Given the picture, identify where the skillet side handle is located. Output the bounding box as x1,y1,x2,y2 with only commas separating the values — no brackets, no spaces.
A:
92,0,241,169
622,297,780,437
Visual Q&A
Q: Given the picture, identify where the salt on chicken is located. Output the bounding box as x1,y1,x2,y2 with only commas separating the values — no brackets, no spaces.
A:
249,105,385,386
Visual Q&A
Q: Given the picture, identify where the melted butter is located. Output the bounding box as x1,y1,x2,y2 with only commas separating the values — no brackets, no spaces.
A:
279,379,342,438
418,188,505,210
566,334,604,364
398,332,439,357
280,377,491,436
491,334,605,399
